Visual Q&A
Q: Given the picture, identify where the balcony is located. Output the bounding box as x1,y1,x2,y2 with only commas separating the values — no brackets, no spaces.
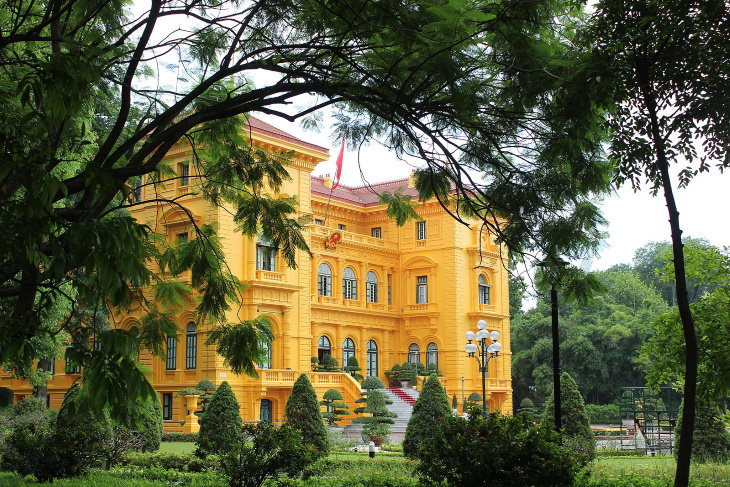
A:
255,270,285,282
259,370,362,399
312,226,398,251
406,303,431,312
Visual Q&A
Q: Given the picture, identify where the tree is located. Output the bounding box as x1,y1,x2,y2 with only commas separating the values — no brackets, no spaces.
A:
541,372,595,459
451,393,458,411
195,380,217,417
582,1,730,484
675,400,730,464
403,375,450,458
512,266,666,405
317,355,339,372
284,374,328,455
0,0,614,419
196,381,242,457
353,390,396,444
319,388,350,426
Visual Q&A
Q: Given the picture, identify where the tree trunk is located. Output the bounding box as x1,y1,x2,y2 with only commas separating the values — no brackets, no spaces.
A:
638,60,697,487
32,358,51,405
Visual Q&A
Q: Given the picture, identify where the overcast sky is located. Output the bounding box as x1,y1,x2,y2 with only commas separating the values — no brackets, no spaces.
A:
257,112,730,271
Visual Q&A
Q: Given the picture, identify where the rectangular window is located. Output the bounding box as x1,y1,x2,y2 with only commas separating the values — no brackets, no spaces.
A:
256,245,276,271
479,285,491,305
366,281,378,303
93,340,102,351
338,224,347,231
177,232,188,243
371,227,382,238
162,393,172,420
65,361,80,374
315,219,324,226
166,336,177,370
387,274,392,305
186,333,197,370
179,162,190,186
416,276,428,304
416,221,427,240
318,274,332,296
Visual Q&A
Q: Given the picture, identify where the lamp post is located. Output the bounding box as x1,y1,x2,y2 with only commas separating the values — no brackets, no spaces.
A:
465,319,501,418
538,257,568,430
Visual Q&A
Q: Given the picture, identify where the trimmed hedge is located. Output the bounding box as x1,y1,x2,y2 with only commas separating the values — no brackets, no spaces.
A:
162,432,199,442
121,452,217,472
585,404,620,424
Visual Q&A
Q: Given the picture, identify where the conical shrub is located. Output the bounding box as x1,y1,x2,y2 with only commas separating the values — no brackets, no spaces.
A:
285,374,329,454
196,381,242,457
542,372,595,459
403,375,450,458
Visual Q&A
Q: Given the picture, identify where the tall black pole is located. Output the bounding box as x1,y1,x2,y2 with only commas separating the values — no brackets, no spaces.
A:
480,338,487,418
550,284,561,430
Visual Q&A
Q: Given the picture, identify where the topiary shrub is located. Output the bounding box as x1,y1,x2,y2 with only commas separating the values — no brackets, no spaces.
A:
354,376,387,415
353,390,396,445
517,398,538,422
398,363,417,384
318,355,340,372
310,357,319,371
415,413,582,486
541,372,595,460
403,375,450,458
385,364,402,386
451,393,458,411
135,396,163,452
675,399,730,463
195,380,217,416
196,381,242,457
285,374,329,455
464,392,483,413
0,387,13,407
320,389,350,426
344,356,364,382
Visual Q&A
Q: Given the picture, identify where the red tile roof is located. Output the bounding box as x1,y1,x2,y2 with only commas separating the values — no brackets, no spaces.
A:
246,116,329,153
311,176,419,206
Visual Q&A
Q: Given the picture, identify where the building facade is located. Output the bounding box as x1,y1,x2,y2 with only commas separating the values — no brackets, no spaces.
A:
1,118,512,429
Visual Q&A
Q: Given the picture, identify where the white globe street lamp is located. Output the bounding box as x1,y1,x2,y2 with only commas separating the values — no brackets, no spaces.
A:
464,321,501,417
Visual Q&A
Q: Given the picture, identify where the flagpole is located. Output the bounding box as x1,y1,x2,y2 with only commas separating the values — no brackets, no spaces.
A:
324,140,345,227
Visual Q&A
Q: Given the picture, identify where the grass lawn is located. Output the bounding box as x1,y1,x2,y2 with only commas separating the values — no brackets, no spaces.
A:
590,456,730,483
157,441,196,455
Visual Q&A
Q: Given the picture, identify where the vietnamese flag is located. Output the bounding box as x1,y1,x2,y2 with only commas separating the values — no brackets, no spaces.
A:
332,140,345,190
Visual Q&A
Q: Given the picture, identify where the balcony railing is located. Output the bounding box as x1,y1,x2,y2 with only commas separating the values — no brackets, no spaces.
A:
312,226,398,251
255,270,285,282
259,370,362,399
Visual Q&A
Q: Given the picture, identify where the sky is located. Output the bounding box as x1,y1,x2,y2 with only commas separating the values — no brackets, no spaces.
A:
256,113,730,272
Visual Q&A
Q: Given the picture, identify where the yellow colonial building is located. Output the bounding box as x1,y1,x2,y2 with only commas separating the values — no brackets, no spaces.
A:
2,118,512,430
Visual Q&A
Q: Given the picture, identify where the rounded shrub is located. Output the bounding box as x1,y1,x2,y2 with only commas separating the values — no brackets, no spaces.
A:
135,396,163,452
320,388,350,426
196,381,242,457
416,413,581,486
361,376,385,390
403,375,450,458
285,374,329,455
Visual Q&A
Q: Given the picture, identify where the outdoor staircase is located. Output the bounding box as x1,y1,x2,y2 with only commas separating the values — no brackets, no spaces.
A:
345,387,419,443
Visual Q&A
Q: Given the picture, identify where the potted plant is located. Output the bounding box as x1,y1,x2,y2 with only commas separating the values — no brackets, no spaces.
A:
398,363,417,388
385,364,401,387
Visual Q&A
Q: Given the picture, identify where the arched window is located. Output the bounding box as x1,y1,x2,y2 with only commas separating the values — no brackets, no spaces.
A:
478,275,491,305
342,338,355,370
256,235,277,271
408,343,420,364
258,340,272,369
260,399,272,423
367,340,378,377
318,335,331,362
342,267,357,300
318,263,332,296
366,272,378,303
426,342,438,369
186,322,197,369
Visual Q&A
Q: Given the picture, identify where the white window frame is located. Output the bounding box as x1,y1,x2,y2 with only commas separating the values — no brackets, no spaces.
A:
416,220,427,240
342,267,357,300
366,272,378,303
318,263,332,296
416,275,428,304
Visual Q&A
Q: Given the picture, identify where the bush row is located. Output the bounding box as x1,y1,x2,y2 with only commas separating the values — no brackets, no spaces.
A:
161,432,198,442
121,452,218,472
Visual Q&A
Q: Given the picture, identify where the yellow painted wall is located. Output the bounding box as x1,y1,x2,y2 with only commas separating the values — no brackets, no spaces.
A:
0,124,512,428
